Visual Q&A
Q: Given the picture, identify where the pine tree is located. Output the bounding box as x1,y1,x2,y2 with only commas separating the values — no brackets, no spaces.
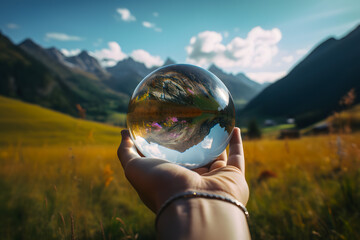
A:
247,119,262,139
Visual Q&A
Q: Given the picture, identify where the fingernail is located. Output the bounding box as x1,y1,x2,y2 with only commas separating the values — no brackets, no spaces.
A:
121,130,127,137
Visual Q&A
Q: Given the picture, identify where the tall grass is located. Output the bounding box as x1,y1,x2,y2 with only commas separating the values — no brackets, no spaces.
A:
1,133,359,239
0,96,359,239
0,145,155,240
245,134,360,239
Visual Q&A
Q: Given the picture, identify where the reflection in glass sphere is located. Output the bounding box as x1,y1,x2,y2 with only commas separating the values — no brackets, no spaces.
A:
127,64,235,169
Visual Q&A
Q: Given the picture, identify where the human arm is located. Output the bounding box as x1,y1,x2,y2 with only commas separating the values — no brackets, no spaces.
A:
117,127,251,239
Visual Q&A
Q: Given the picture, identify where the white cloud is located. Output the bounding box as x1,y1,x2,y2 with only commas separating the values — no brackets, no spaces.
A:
90,42,164,68
296,48,309,56
116,8,136,22
153,12,159,17
246,71,287,84
61,48,81,57
45,32,83,41
130,49,164,68
186,26,282,70
282,55,294,63
143,21,155,28
201,136,213,149
7,23,19,29
142,21,162,32
90,41,128,67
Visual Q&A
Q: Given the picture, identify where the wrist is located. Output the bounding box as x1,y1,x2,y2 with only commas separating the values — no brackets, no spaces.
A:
157,196,251,240
156,191,249,224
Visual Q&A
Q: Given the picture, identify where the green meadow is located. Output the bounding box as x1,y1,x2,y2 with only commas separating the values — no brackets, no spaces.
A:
0,95,122,146
0,95,359,239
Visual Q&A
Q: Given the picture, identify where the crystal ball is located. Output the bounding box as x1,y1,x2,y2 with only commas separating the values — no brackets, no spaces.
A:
127,64,235,169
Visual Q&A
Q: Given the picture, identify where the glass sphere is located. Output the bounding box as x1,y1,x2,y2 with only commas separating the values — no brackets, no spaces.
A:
127,64,235,169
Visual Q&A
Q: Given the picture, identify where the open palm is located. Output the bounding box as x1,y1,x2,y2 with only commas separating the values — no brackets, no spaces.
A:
117,127,249,213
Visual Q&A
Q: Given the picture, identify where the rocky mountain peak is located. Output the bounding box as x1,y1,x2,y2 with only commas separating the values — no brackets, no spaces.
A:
163,58,176,66
208,64,223,74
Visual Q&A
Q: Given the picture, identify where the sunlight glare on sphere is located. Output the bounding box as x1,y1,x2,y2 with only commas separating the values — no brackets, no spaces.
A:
127,64,235,169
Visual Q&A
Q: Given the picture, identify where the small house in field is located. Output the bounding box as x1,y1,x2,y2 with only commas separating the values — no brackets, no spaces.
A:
278,129,300,139
264,119,276,126
286,118,295,124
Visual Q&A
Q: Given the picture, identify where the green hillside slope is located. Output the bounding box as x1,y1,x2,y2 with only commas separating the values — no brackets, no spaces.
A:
0,95,122,146
0,33,128,122
239,25,360,128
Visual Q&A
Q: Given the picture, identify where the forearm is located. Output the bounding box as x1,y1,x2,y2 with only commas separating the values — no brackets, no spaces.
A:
157,197,251,240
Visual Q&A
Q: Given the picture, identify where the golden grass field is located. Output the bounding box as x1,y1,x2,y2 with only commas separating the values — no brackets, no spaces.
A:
0,95,359,240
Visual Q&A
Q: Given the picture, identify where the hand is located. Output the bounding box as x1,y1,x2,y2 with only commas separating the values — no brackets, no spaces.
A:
117,127,249,213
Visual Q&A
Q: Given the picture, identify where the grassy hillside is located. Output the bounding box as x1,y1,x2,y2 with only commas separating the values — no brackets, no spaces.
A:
0,95,359,239
0,33,128,123
0,95,155,239
245,133,360,239
0,95,122,146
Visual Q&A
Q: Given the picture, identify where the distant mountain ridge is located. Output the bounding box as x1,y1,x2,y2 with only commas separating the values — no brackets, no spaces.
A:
45,47,67,64
0,31,265,124
104,57,148,96
103,57,263,107
208,64,264,107
239,25,360,127
0,33,127,122
20,39,109,80
163,58,176,66
66,51,109,79
18,37,263,106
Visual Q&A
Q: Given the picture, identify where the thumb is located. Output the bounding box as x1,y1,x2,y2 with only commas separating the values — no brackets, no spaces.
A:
117,130,140,169
227,127,245,174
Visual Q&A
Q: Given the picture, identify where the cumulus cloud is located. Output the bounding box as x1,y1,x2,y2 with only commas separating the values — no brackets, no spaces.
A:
90,41,128,67
142,21,162,32
7,23,19,29
45,32,83,41
90,41,164,68
282,55,294,63
116,8,136,22
130,49,164,68
296,48,309,56
246,71,287,84
186,26,282,70
61,48,81,57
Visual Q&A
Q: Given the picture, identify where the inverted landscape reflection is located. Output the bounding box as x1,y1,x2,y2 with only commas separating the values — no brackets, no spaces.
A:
127,64,235,169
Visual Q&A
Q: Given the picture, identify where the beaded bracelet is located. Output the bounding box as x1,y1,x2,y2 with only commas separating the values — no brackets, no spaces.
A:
155,191,249,228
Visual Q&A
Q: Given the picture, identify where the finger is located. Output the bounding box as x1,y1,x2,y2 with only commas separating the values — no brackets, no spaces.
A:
209,160,226,171
193,167,208,175
227,127,245,174
216,149,227,162
208,150,227,171
117,130,140,169
192,149,227,174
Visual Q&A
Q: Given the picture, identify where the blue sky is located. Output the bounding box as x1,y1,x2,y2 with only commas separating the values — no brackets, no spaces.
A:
1,0,359,83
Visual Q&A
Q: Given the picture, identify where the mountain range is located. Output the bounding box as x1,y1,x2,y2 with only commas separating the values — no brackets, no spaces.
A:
0,31,263,124
1,24,359,128
208,64,266,108
0,34,127,122
239,25,360,127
